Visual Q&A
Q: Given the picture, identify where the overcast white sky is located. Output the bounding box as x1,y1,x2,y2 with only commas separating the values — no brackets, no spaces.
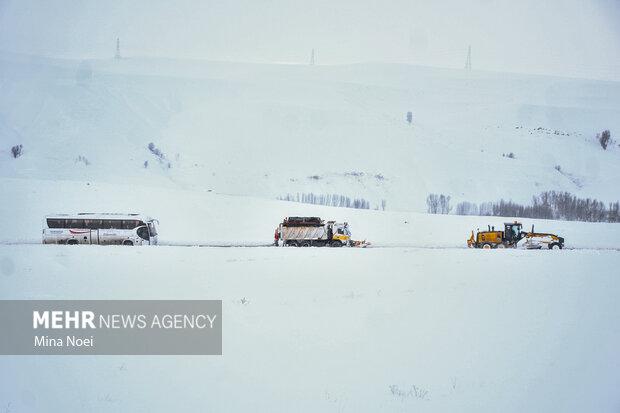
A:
1,0,619,80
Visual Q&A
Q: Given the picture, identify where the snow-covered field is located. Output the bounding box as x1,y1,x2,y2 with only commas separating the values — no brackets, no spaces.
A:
1,245,619,412
1,175,619,411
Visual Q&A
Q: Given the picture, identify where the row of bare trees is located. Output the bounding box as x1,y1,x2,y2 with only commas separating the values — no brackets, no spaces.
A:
426,193,452,214
278,193,376,210
453,191,620,222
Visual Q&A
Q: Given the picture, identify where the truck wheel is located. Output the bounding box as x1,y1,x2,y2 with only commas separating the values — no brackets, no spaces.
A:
549,243,562,250
496,244,506,249
482,243,492,250
300,241,311,247
330,240,343,248
287,241,298,247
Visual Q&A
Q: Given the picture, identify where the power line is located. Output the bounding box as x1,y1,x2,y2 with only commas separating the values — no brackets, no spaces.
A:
115,38,121,59
465,45,471,70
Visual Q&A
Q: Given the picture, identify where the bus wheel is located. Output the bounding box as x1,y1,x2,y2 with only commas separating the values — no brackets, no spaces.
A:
123,240,134,246
67,239,78,245
330,240,343,247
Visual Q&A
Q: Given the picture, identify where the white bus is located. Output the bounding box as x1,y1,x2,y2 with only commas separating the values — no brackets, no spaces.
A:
42,213,159,246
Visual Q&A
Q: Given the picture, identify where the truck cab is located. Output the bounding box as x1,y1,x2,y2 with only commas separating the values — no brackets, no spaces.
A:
503,222,523,243
329,222,351,246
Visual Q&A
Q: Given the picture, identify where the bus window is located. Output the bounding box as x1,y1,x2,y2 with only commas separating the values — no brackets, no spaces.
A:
47,219,64,228
85,219,101,229
102,220,114,229
111,220,123,229
68,219,85,228
121,220,132,230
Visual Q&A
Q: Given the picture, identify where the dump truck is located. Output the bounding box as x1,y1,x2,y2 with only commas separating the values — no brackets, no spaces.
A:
275,217,368,247
467,221,564,250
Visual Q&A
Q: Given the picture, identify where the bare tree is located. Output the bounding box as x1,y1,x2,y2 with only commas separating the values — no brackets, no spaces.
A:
426,194,439,214
438,194,452,214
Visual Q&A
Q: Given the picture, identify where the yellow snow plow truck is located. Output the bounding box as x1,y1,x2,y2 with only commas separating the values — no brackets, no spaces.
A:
275,217,369,247
467,221,564,250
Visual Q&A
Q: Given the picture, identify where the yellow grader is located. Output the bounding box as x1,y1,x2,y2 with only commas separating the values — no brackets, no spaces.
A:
467,221,564,250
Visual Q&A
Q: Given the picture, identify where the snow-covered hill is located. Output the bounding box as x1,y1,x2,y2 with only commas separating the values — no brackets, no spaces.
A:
1,53,619,211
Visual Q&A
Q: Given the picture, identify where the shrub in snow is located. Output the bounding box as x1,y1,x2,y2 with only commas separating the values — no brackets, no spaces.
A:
143,160,148,168
10,144,23,158
389,384,428,400
147,142,165,160
598,130,611,150
502,152,515,159
75,155,90,166
406,111,413,124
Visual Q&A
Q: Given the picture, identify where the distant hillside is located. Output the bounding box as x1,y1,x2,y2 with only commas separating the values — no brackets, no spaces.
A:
1,54,619,211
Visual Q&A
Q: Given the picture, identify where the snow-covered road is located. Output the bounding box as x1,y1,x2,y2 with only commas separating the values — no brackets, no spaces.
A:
3,177,620,250
1,245,619,412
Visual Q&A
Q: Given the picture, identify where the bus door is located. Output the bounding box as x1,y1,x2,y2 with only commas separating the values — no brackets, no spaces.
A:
137,226,150,245
82,220,100,245
91,229,100,245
